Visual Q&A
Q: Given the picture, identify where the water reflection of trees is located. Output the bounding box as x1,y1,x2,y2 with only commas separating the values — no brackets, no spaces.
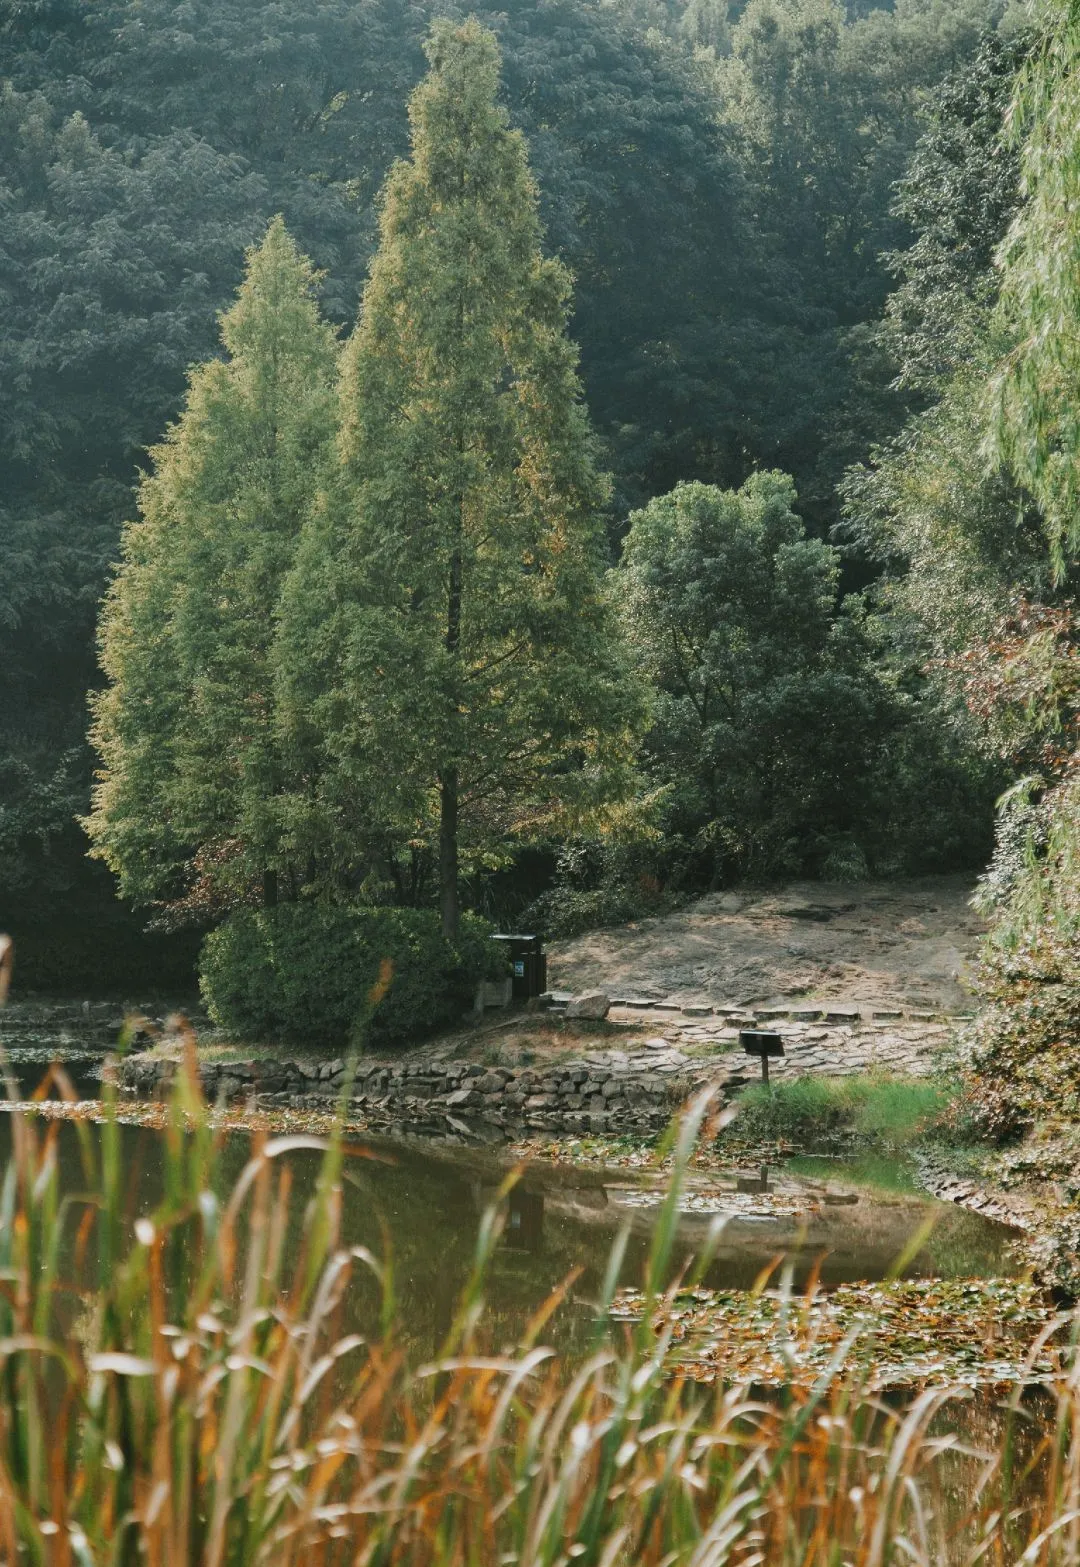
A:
16,1117,1022,1371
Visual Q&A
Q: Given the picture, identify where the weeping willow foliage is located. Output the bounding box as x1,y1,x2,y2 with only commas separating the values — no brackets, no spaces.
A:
992,0,1080,577
980,0,1080,955
953,0,1080,1154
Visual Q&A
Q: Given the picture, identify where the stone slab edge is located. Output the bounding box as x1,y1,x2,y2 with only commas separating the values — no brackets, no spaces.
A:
543,994,968,1024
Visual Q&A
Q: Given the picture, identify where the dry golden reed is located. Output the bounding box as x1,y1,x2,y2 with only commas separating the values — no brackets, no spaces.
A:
0,954,1077,1564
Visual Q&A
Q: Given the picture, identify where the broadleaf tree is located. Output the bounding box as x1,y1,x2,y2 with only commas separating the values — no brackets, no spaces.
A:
613,472,960,881
277,20,642,939
86,218,339,920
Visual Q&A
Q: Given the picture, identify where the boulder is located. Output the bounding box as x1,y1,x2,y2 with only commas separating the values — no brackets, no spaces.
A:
446,1088,478,1108
566,991,611,1020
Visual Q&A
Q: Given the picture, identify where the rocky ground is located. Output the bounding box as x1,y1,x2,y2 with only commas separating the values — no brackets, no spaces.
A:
0,934,1035,1263
0,875,992,1201
547,875,983,1016
108,999,959,1149
599,1004,953,1081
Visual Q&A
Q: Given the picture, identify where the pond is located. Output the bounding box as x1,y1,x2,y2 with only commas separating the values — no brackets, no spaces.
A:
0,1041,1022,1361
0,1042,1055,1566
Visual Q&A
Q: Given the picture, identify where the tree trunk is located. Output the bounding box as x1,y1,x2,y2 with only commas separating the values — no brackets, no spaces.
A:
262,867,279,908
439,767,459,942
440,511,463,941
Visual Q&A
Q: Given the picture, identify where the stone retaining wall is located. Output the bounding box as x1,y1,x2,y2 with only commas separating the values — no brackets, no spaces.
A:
0,1000,211,1050
912,1153,1035,1233
0,1000,129,1047
118,1053,696,1142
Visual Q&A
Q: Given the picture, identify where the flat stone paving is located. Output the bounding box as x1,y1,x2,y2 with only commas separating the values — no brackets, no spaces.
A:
596,1006,958,1085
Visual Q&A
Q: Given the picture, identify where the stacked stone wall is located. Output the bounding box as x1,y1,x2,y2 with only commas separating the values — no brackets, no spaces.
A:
118,1053,695,1141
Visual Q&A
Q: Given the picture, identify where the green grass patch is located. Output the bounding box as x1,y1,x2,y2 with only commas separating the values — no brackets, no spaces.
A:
723,1073,953,1150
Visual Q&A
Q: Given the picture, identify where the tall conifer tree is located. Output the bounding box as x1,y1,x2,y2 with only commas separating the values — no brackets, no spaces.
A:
278,20,638,939
87,219,339,915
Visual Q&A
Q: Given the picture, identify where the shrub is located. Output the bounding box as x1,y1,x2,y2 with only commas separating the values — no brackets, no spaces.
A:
519,838,674,940
722,1073,949,1150
957,772,1080,1138
199,903,500,1051
522,883,652,941
956,944,1080,1139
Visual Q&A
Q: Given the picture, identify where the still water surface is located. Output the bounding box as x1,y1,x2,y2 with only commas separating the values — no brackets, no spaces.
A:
0,1064,1021,1358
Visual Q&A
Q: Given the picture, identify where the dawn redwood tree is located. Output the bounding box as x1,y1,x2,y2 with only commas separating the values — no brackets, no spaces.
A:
86,218,339,918
277,19,639,940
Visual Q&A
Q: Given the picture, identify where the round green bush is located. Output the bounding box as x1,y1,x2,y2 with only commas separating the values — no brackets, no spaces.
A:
199,904,500,1051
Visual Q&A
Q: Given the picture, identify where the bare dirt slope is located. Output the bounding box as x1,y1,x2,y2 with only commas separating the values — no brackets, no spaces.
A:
546,875,984,1015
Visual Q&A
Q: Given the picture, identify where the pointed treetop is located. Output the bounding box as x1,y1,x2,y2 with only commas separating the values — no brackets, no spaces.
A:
392,18,537,232
219,214,332,363
415,17,505,153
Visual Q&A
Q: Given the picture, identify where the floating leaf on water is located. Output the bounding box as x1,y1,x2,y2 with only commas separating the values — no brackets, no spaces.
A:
609,1278,1068,1390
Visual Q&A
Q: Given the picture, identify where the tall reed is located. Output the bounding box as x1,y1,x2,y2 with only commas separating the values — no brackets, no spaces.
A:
0,991,1076,1562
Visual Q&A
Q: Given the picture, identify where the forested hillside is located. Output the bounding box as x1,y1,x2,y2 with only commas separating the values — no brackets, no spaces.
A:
10,6,1080,1543
0,0,1038,986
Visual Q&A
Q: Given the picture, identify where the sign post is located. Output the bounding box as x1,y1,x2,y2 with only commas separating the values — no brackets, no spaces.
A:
739,1029,785,1089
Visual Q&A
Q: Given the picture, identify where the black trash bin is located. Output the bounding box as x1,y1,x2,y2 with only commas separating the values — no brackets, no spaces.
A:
490,933,547,1001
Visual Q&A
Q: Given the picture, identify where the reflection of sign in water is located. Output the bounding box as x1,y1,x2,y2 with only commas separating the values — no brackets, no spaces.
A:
506,1188,544,1252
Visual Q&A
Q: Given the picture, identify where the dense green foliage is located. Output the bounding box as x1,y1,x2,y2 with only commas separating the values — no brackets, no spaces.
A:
86,219,339,921
276,22,641,942
975,1,1080,1075
839,0,1080,1221
619,474,883,880
843,30,1044,688
519,837,677,940
612,471,995,887
0,0,1044,993
200,904,498,1049
957,666,1080,1144
882,29,1029,398
992,0,1080,571
706,0,1003,526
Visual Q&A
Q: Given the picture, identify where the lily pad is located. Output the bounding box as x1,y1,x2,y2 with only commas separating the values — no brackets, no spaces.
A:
610,1277,1066,1389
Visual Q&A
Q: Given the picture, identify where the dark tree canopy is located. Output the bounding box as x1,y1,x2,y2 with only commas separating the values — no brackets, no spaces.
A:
883,27,1031,396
